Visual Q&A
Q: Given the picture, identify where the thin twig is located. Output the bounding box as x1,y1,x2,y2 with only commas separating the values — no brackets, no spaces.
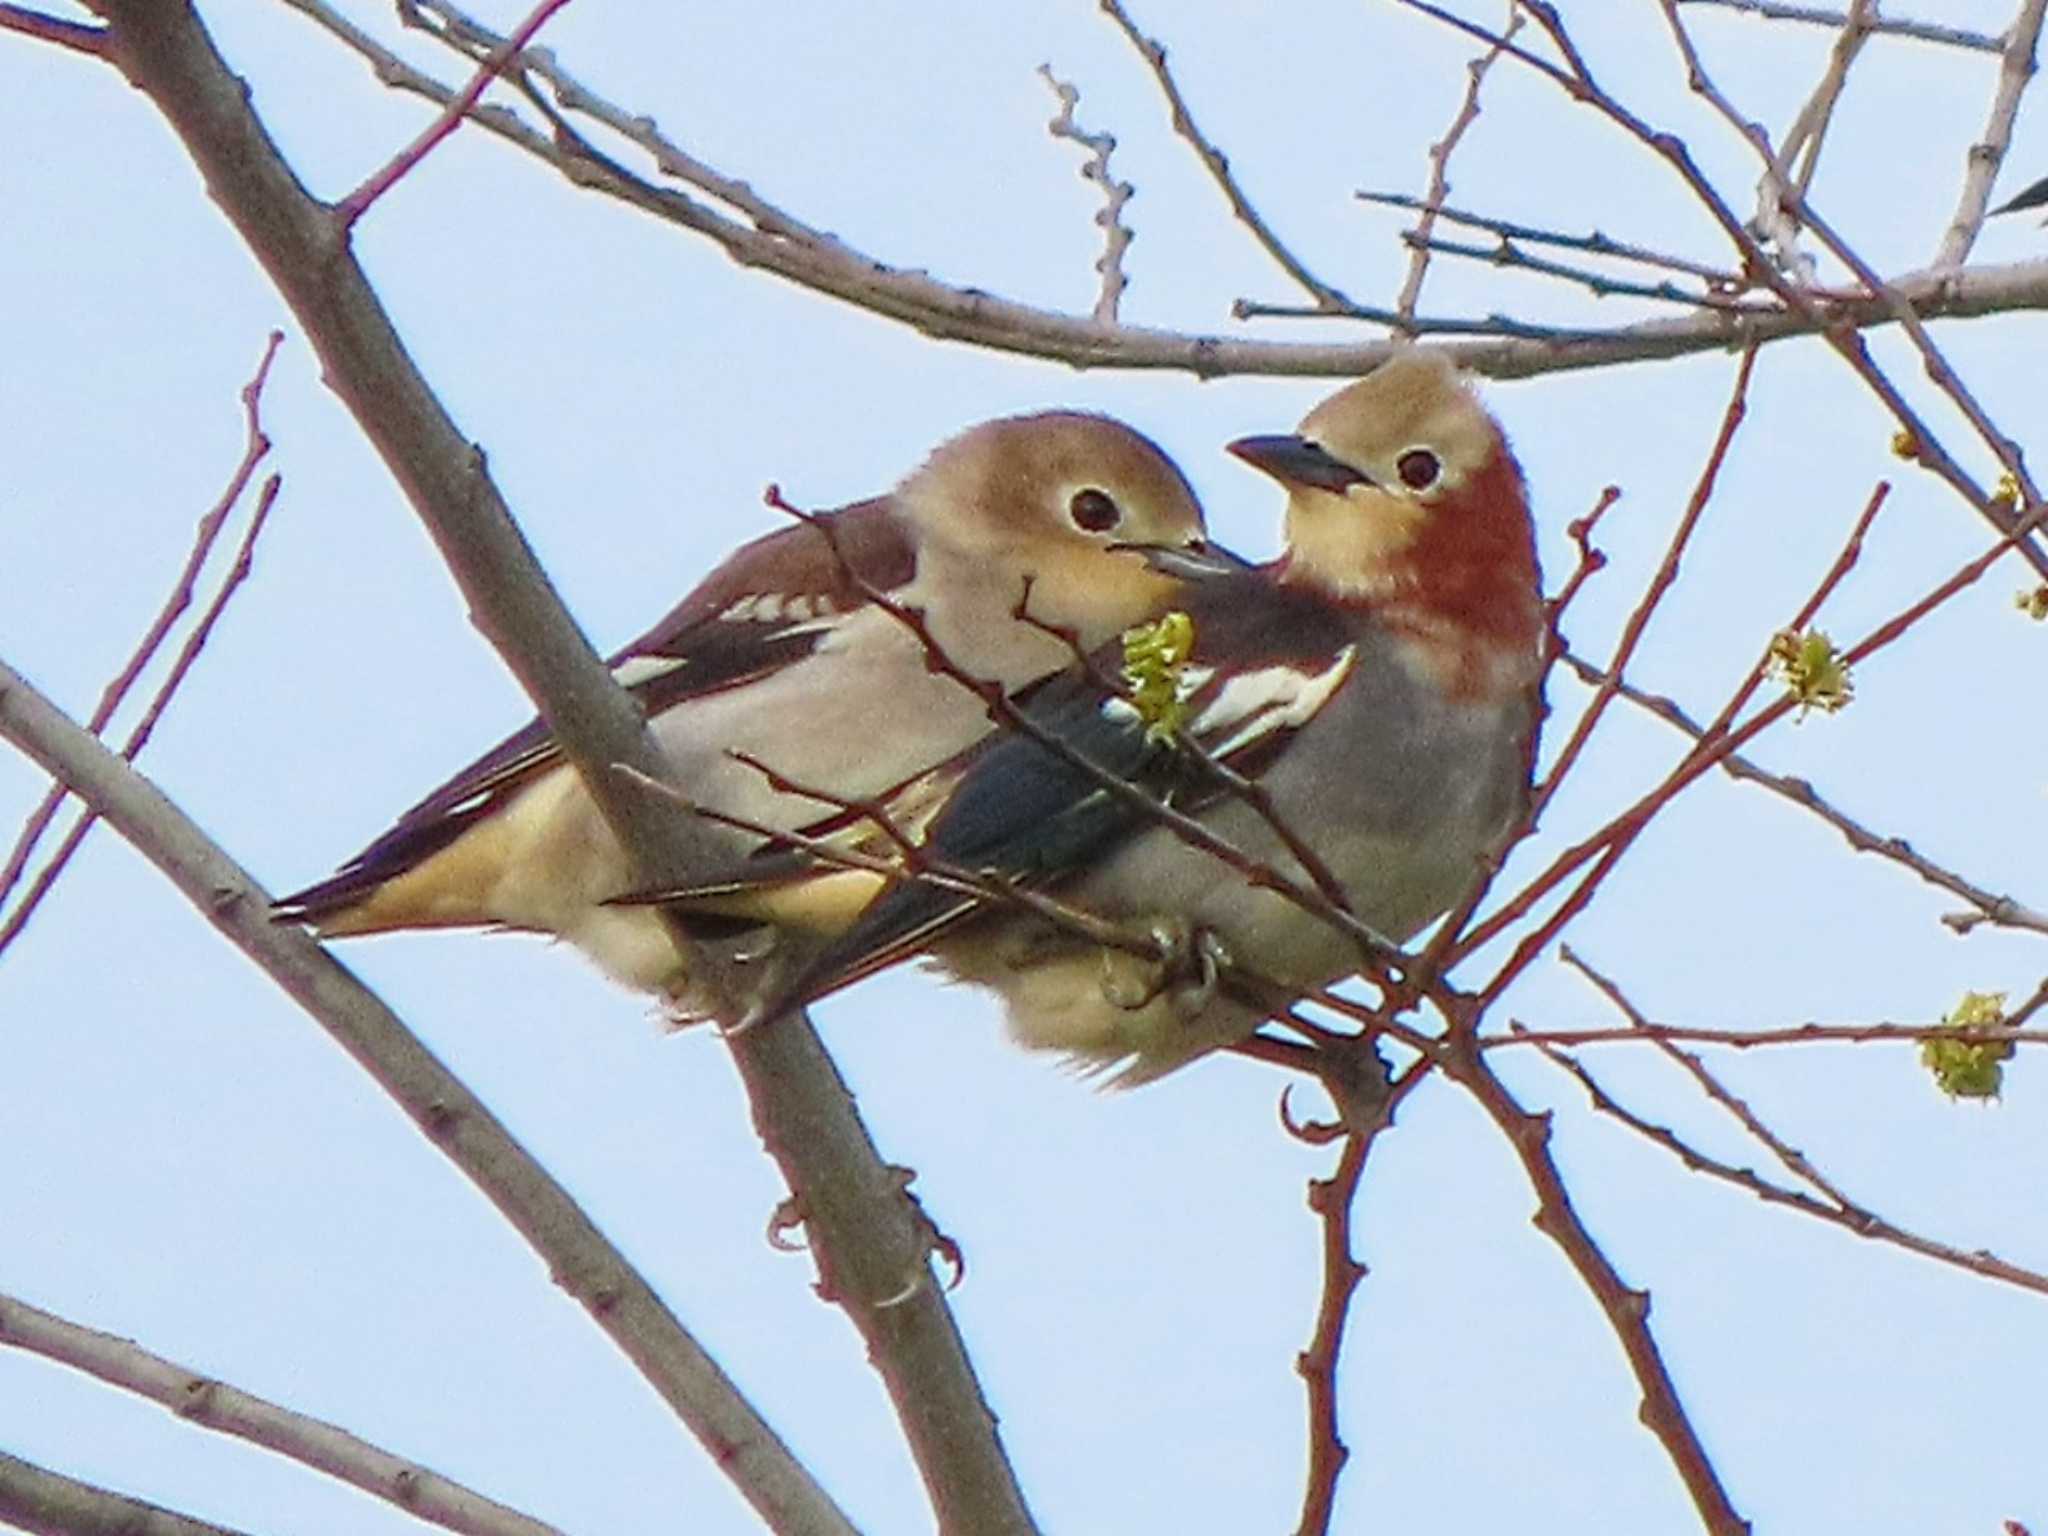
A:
1439,1034,1748,1535
0,473,284,959
334,0,573,225
1556,652,2048,939
1097,0,1356,312
1673,0,2005,53
0,1291,564,1536
1037,64,1134,324
0,2,107,54
1933,0,2047,267
1293,1132,1368,1536
0,331,282,919
1755,0,1875,277
1531,348,1760,821
1359,191,1748,286
1393,9,1524,331
1524,999,2048,1300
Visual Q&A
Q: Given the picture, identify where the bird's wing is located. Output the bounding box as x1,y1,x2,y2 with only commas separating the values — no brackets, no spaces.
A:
273,499,915,921
752,577,1360,1010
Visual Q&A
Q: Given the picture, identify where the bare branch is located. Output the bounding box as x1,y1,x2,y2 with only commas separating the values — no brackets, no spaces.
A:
0,3,107,55
1556,653,2048,940
62,6,1028,1527
1756,0,1876,276
1,474,282,959
1528,961,2048,1299
1037,63,1135,324
1673,0,2006,52
335,0,573,225
0,1447,255,1536
1531,348,1760,821
0,331,282,922
1393,8,1524,330
1292,1132,1368,1536
1439,1037,1747,1534
0,1291,563,1536
0,658,856,1536
1097,0,1356,311
1934,0,2047,267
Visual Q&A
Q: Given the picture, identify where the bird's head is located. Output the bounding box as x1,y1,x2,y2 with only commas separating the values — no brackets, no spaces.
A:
1228,352,1542,664
897,411,1212,644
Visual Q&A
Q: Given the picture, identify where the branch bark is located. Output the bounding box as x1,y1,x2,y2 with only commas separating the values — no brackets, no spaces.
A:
0,656,854,1536
66,4,1035,1530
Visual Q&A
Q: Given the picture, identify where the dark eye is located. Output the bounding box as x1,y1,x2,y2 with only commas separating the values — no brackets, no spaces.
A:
1068,487,1122,533
1396,449,1441,490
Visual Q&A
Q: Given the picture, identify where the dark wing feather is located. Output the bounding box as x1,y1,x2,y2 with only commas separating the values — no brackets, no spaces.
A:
273,499,914,921
751,567,1365,1010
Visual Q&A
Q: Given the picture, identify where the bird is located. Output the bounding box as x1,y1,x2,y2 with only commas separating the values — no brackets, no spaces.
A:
707,352,1545,1084
272,411,1212,1015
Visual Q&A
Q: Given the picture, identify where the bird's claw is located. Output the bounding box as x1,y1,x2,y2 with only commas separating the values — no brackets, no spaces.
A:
1100,918,1229,1014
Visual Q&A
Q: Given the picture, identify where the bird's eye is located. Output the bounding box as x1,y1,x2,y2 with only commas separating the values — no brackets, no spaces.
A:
1396,449,1442,491
1068,487,1122,533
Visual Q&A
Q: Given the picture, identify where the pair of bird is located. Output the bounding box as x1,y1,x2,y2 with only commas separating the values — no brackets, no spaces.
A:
275,352,1544,1085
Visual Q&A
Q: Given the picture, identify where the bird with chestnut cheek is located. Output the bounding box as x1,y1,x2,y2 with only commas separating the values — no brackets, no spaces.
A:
725,351,1546,1085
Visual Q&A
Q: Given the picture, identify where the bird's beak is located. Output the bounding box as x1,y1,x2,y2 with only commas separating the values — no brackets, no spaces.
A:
1227,434,1375,493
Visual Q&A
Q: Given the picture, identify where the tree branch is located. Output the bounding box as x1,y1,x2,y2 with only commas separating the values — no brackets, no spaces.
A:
0,657,855,1536
268,0,2048,381
73,6,1033,1528
0,1291,563,1536
0,1448,255,1536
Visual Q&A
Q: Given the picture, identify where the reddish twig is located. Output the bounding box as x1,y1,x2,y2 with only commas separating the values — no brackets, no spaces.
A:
0,331,282,922
1439,1034,1748,1535
1543,485,1622,646
0,2,106,54
1490,1020,2045,1051
1556,651,2048,940
1293,1130,1368,1536
333,0,573,226
1453,480,1899,993
1533,347,1759,819
0,474,283,959
1526,1006,2048,1300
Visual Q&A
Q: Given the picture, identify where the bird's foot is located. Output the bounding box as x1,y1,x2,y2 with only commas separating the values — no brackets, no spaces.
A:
1099,918,1230,1015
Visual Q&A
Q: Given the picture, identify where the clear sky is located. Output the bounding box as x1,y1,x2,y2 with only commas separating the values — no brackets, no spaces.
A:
2,2,2045,1532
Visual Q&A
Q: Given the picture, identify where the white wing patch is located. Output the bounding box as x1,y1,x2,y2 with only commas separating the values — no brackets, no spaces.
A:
1190,647,1357,759
612,654,689,688
716,592,841,625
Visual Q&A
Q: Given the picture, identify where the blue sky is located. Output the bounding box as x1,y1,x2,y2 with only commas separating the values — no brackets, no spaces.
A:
3,2,2046,1531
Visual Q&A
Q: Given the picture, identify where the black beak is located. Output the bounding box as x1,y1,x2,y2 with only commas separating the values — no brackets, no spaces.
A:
1992,172,2048,216
1226,434,1375,493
